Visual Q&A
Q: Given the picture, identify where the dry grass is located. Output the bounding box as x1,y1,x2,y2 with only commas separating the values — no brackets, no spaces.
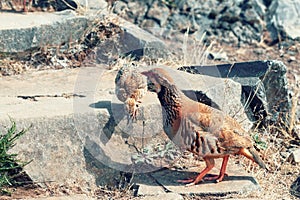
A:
106,32,300,199
0,11,299,199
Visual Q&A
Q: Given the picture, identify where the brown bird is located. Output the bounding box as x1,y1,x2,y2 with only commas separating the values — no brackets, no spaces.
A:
115,65,148,121
141,67,267,186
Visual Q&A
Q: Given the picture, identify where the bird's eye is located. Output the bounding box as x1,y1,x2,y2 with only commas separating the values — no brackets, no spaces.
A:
147,82,156,91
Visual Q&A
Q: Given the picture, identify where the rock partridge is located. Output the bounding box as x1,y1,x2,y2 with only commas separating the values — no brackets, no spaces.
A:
141,67,267,186
115,65,148,121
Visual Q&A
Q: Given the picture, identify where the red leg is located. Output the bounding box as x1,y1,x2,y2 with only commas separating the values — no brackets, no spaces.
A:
217,155,229,182
177,158,215,186
204,155,229,182
23,0,26,12
23,0,32,12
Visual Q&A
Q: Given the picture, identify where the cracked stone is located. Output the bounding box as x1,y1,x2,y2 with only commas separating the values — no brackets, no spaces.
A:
150,159,260,195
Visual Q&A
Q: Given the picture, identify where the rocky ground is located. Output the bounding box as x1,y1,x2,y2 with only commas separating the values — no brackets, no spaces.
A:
1,39,299,200
0,0,300,199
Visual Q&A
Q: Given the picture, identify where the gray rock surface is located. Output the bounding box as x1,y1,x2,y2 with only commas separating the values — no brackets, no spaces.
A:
178,60,291,126
267,0,300,40
150,160,260,195
76,0,107,10
147,1,170,26
290,176,300,198
95,17,170,64
0,10,88,53
288,148,300,163
262,60,291,124
113,0,267,44
113,0,299,44
0,9,169,61
130,160,260,197
0,65,253,193
1,0,299,57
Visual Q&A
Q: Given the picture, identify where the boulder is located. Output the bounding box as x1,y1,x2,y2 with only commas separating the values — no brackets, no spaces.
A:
113,0,300,44
94,17,170,64
267,0,300,41
290,176,300,198
0,8,169,63
113,0,267,44
178,60,291,126
0,65,256,193
0,10,88,53
288,148,300,163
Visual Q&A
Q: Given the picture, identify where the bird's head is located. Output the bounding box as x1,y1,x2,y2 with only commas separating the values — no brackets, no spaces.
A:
141,68,174,93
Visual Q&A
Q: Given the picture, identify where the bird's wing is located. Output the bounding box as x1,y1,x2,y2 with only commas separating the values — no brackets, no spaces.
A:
173,115,224,157
182,102,253,155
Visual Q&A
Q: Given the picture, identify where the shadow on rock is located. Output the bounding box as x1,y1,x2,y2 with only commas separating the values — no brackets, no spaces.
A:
90,100,126,144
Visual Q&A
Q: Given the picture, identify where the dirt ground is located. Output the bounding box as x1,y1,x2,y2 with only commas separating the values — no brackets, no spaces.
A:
0,38,300,199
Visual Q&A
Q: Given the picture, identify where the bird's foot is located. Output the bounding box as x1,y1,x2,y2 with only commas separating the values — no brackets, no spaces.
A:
203,173,228,183
177,173,228,186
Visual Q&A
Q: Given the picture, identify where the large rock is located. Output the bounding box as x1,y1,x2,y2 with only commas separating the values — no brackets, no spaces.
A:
113,0,267,44
178,60,291,126
267,0,300,41
94,16,170,64
0,65,251,191
114,0,300,44
150,160,260,195
0,116,96,189
167,67,252,129
132,160,260,197
290,176,300,198
0,10,89,53
0,8,169,62
114,66,252,136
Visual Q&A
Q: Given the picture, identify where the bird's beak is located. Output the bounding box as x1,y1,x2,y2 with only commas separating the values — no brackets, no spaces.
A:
141,70,159,92
141,71,151,77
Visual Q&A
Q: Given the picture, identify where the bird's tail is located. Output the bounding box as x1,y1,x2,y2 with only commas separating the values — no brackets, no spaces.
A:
240,147,268,171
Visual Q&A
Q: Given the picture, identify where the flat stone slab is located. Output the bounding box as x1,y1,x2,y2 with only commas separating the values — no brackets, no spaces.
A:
0,11,89,53
178,60,290,125
150,159,260,195
0,8,168,59
0,66,258,194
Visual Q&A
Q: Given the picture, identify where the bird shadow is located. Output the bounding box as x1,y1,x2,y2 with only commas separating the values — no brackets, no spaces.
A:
89,100,128,144
144,168,258,187
182,90,221,110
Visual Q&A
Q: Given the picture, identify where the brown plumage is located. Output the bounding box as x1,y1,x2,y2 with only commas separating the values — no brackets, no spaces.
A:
115,65,147,120
0,0,31,11
141,67,267,186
